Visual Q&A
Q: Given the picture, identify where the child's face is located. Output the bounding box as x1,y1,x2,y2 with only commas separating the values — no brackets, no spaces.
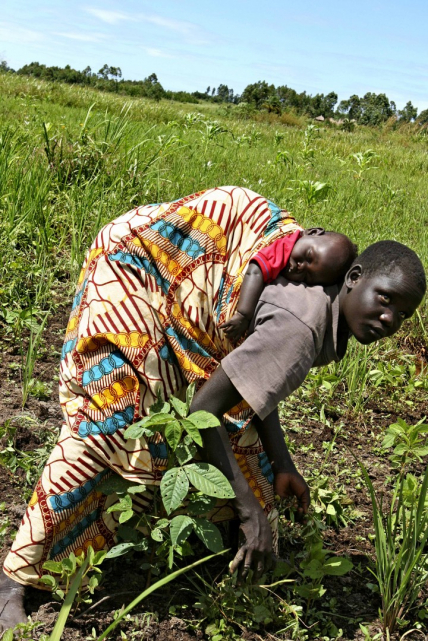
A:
285,235,343,285
340,268,421,344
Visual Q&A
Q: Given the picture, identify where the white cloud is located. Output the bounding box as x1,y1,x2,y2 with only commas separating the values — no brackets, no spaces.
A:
144,47,173,59
54,31,106,42
0,22,44,44
85,8,128,25
84,7,210,44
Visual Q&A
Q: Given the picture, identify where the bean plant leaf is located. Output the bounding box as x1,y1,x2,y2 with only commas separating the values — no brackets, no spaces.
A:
184,463,235,499
188,493,217,515
186,382,196,413
322,557,353,576
124,413,176,440
42,560,63,574
170,515,195,547
98,474,133,496
193,518,223,552
39,574,57,589
187,411,220,430
105,542,136,559
107,494,132,513
161,467,189,515
123,422,153,440
127,485,146,494
151,528,164,542
93,550,107,566
150,391,170,415
117,524,140,543
181,418,203,447
119,509,134,523
175,440,197,465
164,419,183,449
169,396,188,419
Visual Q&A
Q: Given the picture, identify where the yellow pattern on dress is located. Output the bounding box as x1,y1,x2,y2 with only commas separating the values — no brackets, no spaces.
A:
89,376,138,411
177,207,227,254
76,332,150,354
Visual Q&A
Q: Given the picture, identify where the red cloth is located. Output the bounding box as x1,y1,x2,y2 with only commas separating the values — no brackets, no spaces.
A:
251,230,302,282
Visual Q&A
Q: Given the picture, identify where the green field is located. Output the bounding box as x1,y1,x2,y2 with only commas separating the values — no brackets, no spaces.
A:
1,72,428,640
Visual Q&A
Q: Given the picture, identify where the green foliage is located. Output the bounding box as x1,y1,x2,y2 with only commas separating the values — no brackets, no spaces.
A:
357,424,428,633
294,516,353,604
103,385,233,566
40,545,106,605
309,475,352,528
382,417,428,466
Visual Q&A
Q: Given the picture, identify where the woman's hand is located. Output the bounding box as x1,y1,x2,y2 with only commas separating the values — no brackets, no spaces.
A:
219,312,249,343
274,470,310,519
229,507,273,582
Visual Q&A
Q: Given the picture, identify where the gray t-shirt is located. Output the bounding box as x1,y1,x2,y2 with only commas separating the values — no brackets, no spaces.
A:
221,277,346,420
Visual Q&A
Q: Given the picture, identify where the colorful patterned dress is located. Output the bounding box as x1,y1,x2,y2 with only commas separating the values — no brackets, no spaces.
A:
4,186,301,586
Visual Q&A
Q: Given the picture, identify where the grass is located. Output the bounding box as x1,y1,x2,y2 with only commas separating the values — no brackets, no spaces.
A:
1,71,428,639
1,70,427,408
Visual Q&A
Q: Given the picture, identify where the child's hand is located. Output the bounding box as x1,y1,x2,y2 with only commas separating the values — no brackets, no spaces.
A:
274,470,310,519
219,312,250,343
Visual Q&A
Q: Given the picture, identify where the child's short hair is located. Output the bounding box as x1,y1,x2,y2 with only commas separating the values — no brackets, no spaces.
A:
325,231,359,278
353,240,426,298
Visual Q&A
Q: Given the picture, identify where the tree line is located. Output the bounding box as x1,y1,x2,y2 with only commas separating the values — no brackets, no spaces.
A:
1,60,427,126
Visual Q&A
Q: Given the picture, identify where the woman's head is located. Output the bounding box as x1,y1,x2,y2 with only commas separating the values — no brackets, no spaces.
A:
340,240,426,344
284,229,358,286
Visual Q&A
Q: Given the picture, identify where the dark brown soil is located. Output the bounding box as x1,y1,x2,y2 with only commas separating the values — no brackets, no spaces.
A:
1,304,428,640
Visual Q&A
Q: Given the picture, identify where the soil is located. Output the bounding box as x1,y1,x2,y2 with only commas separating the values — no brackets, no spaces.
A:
1,304,427,640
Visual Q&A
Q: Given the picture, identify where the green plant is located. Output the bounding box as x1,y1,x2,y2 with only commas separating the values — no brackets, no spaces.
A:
184,563,299,640
2,620,49,641
351,149,378,178
309,475,352,528
97,550,227,641
382,417,428,466
21,311,48,406
294,516,353,607
356,425,428,633
101,385,234,569
40,545,106,603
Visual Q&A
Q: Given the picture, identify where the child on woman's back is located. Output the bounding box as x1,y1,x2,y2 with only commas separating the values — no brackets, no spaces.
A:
220,228,357,342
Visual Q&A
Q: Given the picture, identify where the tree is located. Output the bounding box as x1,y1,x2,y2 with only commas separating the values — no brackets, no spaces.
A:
398,101,418,122
241,81,275,108
417,109,428,125
98,64,110,80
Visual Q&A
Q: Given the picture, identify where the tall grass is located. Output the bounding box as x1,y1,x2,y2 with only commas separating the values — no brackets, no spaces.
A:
0,71,427,408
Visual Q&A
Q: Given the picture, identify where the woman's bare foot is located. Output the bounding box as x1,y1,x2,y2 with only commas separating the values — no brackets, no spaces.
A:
0,572,27,634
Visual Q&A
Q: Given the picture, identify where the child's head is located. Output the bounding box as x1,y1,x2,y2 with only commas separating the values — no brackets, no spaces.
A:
340,240,426,344
284,229,358,286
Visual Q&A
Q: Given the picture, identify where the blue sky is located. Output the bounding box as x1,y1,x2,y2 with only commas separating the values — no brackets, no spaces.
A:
1,0,427,111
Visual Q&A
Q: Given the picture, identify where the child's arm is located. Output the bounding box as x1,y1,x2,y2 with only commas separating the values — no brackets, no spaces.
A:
220,262,264,342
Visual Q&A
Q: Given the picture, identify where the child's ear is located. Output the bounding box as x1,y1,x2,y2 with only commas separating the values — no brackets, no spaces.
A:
345,264,362,288
304,227,325,236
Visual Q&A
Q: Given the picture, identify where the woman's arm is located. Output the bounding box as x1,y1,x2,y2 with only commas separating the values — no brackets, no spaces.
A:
220,263,264,342
252,409,310,518
189,365,273,580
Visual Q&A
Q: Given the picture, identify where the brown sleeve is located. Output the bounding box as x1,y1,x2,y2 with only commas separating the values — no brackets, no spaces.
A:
221,303,317,420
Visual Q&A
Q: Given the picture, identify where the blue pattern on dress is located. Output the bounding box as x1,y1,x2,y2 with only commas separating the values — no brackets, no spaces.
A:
82,350,126,387
50,508,101,558
72,279,88,310
150,220,205,259
258,452,274,484
166,327,210,358
62,338,77,360
78,406,135,438
264,200,283,236
48,470,108,513
108,251,170,294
